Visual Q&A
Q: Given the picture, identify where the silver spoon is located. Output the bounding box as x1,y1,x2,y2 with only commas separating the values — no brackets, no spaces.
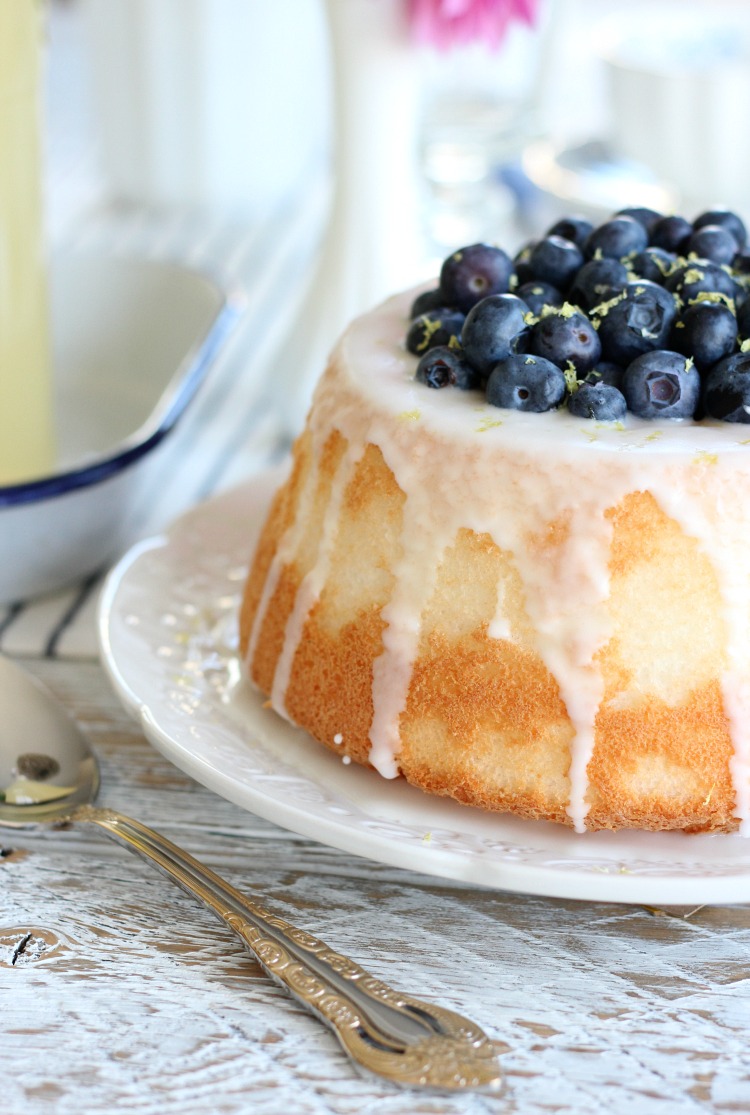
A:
0,655,501,1093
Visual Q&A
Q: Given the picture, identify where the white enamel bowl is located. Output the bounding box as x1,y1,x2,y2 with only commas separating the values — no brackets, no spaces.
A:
0,255,241,603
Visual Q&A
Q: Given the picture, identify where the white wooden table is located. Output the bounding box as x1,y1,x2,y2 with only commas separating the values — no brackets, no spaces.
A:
3,658,750,1115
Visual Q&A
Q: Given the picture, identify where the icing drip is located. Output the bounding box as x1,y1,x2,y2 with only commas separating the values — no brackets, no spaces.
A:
367,443,449,778
487,582,512,641
646,469,750,832
270,440,365,718
245,439,323,673
479,493,615,833
364,417,621,812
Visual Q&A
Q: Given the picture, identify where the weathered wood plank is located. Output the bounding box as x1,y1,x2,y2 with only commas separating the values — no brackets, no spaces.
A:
3,661,750,1114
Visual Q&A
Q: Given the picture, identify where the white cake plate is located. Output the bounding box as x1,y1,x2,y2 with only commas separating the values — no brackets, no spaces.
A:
98,469,750,906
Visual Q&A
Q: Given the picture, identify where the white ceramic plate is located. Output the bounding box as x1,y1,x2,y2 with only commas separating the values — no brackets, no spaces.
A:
98,469,750,905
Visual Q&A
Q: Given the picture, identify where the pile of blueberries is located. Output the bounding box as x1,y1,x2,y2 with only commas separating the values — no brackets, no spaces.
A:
406,207,750,422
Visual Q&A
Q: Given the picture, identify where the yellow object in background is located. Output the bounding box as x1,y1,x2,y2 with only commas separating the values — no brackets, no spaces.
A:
0,0,54,484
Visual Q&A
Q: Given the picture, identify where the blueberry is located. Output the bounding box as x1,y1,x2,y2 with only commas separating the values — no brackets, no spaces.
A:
528,236,584,290
686,224,739,266
516,281,562,316
509,327,532,355
406,308,465,355
630,247,676,284
650,215,693,253
568,382,627,421
461,294,529,378
615,206,663,235
595,280,677,365
440,243,513,312
529,307,601,374
694,208,747,250
406,208,750,427
415,345,479,390
546,215,593,250
732,249,750,276
670,301,738,371
665,261,740,305
704,352,750,421
584,216,648,260
737,299,750,339
513,241,536,285
622,350,700,419
584,361,624,388
410,288,448,318
569,258,629,310
486,353,566,412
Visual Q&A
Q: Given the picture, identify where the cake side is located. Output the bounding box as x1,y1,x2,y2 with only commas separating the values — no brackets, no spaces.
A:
240,289,750,833
241,418,738,830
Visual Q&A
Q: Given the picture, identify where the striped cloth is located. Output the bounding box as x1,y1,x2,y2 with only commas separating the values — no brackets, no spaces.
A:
1,190,326,660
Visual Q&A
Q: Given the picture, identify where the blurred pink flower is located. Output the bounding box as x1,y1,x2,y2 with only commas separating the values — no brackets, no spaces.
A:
407,0,539,49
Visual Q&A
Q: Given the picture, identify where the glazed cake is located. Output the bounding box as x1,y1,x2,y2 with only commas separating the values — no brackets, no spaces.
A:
240,208,750,834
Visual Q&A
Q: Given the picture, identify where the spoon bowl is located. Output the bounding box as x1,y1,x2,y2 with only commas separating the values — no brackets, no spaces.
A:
0,656,99,824
0,654,501,1093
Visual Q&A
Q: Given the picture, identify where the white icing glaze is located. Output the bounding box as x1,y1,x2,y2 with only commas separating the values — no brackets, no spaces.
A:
487,585,512,642
245,438,322,668
249,288,750,831
270,439,364,718
367,423,454,779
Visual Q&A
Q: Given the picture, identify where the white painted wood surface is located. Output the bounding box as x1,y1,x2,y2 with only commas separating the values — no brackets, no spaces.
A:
2,660,749,1114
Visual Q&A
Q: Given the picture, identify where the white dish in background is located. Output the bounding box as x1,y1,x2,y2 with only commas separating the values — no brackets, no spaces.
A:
0,255,240,603
99,470,750,906
522,138,676,224
597,4,750,212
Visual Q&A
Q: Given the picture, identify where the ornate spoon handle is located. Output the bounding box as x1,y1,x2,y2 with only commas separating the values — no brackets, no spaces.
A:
68,804,501,1092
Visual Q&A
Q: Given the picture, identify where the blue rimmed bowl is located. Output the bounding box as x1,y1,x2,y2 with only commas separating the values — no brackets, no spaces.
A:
0,255,242,604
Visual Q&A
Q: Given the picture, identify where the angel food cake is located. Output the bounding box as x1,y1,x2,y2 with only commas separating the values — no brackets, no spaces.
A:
240,206,750,834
